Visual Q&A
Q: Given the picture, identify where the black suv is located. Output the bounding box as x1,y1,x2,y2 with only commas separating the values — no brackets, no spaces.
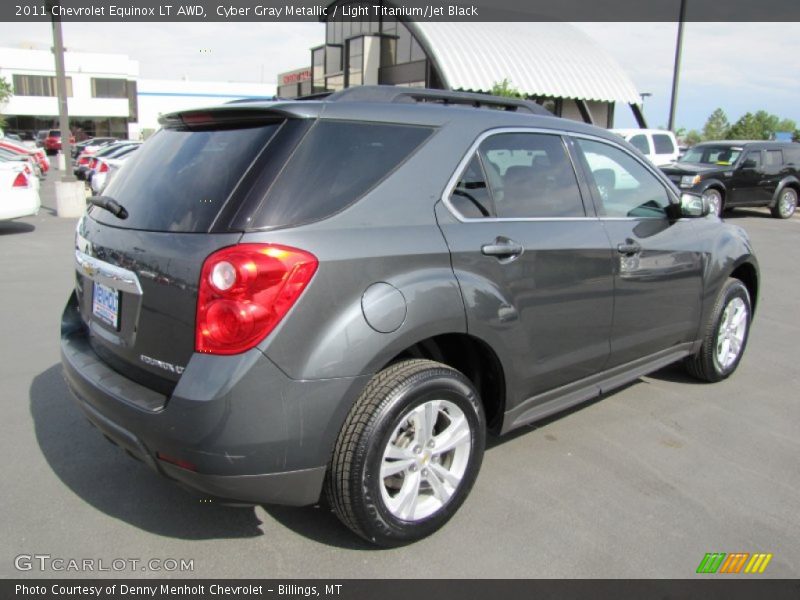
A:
661,140,800,218
61,86,759,546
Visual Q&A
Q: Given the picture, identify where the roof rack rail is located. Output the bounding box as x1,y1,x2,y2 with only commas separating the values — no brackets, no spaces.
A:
323,85,551,115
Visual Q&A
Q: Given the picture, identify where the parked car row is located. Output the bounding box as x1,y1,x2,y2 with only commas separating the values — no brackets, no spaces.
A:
74,140,141,194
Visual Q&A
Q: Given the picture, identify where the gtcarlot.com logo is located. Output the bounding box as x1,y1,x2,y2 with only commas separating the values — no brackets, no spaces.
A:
14,554,194,573
696,552,773,574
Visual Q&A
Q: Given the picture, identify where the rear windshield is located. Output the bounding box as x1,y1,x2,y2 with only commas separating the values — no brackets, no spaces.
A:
92,123,280,232
250,120,433,229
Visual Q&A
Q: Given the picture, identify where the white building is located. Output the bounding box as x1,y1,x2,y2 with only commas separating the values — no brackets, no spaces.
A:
0,46,276,140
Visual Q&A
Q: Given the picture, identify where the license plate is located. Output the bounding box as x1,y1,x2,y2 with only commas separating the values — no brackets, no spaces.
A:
92,281,120,329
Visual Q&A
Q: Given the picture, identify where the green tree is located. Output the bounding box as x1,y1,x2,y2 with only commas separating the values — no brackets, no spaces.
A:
491,78,522,99
683,129,703,146
0,76,13,129
702,108,730,141
726,110,789,140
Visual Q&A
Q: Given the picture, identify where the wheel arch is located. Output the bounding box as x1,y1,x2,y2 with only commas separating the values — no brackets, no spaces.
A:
771,176,800,207
380,333,507,433
730,259,759,314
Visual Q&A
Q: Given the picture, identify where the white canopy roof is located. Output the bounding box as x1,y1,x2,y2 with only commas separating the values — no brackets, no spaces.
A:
407,22,641,105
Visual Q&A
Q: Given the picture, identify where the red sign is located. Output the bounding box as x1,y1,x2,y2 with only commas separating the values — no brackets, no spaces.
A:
281,69,312,85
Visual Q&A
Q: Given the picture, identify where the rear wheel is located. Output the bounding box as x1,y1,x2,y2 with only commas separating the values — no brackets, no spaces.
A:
771,187,797,219
326,359,485,547
685,278,751,382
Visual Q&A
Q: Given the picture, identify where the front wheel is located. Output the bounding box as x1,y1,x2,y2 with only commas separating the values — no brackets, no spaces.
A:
702,188,723,217
685,278,752,382
771,187,797,219
326,359,485,547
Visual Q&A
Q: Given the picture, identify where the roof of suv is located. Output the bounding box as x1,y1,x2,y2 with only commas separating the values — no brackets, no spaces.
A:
693,140,798,148
161,85,624,145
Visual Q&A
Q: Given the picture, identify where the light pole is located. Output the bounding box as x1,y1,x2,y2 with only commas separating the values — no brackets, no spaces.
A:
640,92,652,113
48,0,73,180
667,0,687,132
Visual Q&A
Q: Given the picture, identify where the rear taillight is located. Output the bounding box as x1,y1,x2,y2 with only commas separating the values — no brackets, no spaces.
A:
196,244,318,355
89,158,98,169
78,156,89,165
98,161,109,173
12,172,28,188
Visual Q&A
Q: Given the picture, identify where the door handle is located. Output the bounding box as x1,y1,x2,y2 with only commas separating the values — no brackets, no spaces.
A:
481,238,524,261
616,240,642,255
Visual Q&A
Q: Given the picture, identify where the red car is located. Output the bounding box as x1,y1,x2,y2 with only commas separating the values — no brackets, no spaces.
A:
43,129,75,155
0,139,49,175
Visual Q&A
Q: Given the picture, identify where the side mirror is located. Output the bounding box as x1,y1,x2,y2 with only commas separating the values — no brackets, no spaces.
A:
680,192,710,218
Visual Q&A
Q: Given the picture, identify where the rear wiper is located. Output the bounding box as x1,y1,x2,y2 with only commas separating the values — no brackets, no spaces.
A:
88,195,128,219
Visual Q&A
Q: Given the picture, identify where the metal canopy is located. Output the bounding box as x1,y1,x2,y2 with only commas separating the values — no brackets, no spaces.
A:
408,22,641,106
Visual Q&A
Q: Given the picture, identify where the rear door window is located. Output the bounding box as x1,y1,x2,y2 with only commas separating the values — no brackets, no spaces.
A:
653,134,676,155
628,134,651,155
93,123,281,232
251,120,433,228
765,150,783,167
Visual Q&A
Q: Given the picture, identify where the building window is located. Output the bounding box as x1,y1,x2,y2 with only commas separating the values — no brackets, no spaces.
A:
347,37,364,87
12,74,72,97
92,78,128,98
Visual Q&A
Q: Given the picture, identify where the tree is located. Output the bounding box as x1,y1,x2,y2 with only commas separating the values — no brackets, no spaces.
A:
491,78,522,99
0,76,12,129
702,108,730,141
683,129,703,146
726,110,790,140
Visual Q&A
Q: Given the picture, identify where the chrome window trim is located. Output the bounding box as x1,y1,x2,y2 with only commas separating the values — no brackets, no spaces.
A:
441,126,679,223
75,250,143,296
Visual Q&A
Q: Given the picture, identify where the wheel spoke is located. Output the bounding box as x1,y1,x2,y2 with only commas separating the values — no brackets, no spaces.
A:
433,415,470,454
731,305,747,328
430,461,461,487
394,470,421,520
381,458,414,479
717,338,731,365
384,442,415,461
425,468,452,504
422,401,438,443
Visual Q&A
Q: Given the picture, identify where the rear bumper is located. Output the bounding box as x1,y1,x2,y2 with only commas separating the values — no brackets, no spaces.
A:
60,292,368,506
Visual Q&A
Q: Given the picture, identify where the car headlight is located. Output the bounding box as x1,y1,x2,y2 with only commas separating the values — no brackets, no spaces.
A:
680,175,702,188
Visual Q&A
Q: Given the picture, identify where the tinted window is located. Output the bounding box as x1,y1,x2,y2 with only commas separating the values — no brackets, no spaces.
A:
93,124,280,232
577,138,671,218
478,133,584,218
784,147,800,166
449,155,494,218
742,151,761,168
765,150,782,167
653,134,675,154
680,146,742,165
253,121,433,228
629,134,650,155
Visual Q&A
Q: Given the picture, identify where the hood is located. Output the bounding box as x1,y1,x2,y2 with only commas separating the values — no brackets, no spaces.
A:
660,162,728,176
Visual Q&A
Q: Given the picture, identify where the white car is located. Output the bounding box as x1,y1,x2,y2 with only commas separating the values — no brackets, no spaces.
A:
0,162,41,221
90,147,140,195
612,128,680,167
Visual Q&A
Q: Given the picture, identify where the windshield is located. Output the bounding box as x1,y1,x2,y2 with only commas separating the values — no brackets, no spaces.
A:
680,146,742,166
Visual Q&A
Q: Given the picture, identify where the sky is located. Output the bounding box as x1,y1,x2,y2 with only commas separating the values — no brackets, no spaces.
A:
0,20,798,131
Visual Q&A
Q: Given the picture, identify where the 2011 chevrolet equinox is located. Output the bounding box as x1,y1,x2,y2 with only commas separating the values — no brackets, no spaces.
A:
60,86,759,546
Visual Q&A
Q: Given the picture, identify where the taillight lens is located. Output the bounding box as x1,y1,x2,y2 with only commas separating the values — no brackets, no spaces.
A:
12,172,28,188
90,158,98,169
196,244,318,355
98,161,109,173
79,156,89,165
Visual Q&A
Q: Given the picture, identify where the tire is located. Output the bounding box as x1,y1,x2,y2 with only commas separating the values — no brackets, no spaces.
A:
326,359,485,547
771,187,797,219
702,188,723,217
685,278,752,383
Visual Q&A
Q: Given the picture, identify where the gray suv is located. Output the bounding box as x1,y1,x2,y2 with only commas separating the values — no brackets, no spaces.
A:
60,86,759,546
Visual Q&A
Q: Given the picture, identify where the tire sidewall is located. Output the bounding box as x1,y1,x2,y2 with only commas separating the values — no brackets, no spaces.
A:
359,370,485,545
710,281,752,379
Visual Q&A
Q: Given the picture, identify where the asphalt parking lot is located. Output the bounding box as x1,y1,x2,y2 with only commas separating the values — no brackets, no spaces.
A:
1,174,798,579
